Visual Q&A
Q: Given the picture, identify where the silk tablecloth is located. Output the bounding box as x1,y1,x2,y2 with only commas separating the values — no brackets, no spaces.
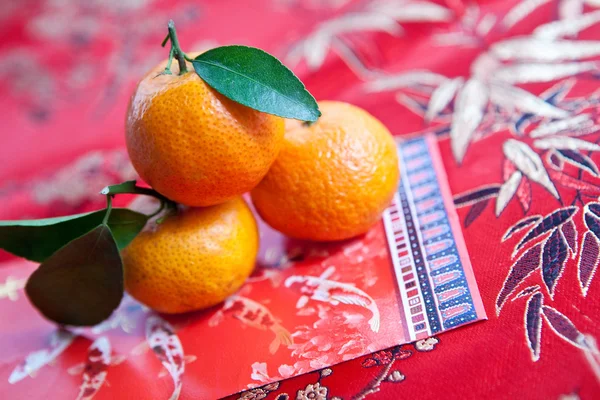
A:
1,0,600,399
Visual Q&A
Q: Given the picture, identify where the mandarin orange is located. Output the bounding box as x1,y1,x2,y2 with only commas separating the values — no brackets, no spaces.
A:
251,101,399,241
125,53,284,207
122,197,258,314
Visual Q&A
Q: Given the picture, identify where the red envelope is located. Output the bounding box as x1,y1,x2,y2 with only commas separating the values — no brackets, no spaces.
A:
0,134,485,399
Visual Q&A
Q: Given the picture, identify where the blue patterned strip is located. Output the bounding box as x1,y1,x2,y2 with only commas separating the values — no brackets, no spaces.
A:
398,137,478,330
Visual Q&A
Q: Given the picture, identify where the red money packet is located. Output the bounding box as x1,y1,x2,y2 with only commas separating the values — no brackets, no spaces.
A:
0,135,485,399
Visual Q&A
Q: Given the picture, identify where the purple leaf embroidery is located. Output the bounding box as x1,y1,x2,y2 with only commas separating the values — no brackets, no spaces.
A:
560,220,578,258
513,285,540,301
541,229,569,297
525,292,543,362
464,199,488,228
502,215,542,242
589,204,600,216
496,244,542,314
578,231,599,297
584,203,600,240
557,149,599,177
454,185,501,208
542,306,587,350
514,207,577,255
548,151,564,170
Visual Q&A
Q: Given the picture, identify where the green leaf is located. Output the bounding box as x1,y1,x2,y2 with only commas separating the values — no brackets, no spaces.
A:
0,209,147,262
106,209,148,250
25,224,124,326
192,45,321,121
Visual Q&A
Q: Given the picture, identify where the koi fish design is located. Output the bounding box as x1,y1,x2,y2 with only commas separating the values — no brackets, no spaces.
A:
208,296,293,354
9,329,76,384
146,316,185,400
246,269,284,287
74,337,111,400
285,267,381,333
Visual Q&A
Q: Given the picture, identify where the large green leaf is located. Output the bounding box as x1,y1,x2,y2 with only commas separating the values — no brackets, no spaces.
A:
192,45,321,122
0,208,147,262
26,224,124,326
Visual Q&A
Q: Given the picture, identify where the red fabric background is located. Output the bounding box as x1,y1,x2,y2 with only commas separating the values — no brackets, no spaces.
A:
1,0,599,399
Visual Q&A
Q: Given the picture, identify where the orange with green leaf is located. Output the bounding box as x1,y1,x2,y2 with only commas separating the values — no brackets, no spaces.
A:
0,20,399,327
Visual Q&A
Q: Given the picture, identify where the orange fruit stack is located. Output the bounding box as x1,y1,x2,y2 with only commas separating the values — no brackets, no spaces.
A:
123,57,399,314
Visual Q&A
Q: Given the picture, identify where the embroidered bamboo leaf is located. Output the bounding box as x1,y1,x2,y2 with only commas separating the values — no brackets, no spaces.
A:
548,151,563,169
514,207,577,253
425,77,463,122
541,306,588,349
25,225,124,326
192,46,320,121
541,229,569,296
588,203,600,217
560,220,578,257
453,184,500,207
534,10,600,39
513,285,540,301
503,139,559,199
556,149,599,177
516,177,531,213
491,37,600,62
464,199,488,228
534,137,600,152
548,169,600,193
525,292,543,362
502,215,542,242
502,0,551,29
287,10,406,71
496,244,542,313
584,203,600,240
496,171,522,217
494,62,597,84
364,71,447,93
450,78,488,163
0,209,147,262
530,114,594,138
558,0,583,21
491,83,568,119
578,231,599,297
368,0,453,22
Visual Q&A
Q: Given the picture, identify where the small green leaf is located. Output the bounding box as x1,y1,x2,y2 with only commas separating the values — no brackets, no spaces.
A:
107,209,148,250
0,209,147,262
25,225,124,326
192,45,321,121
